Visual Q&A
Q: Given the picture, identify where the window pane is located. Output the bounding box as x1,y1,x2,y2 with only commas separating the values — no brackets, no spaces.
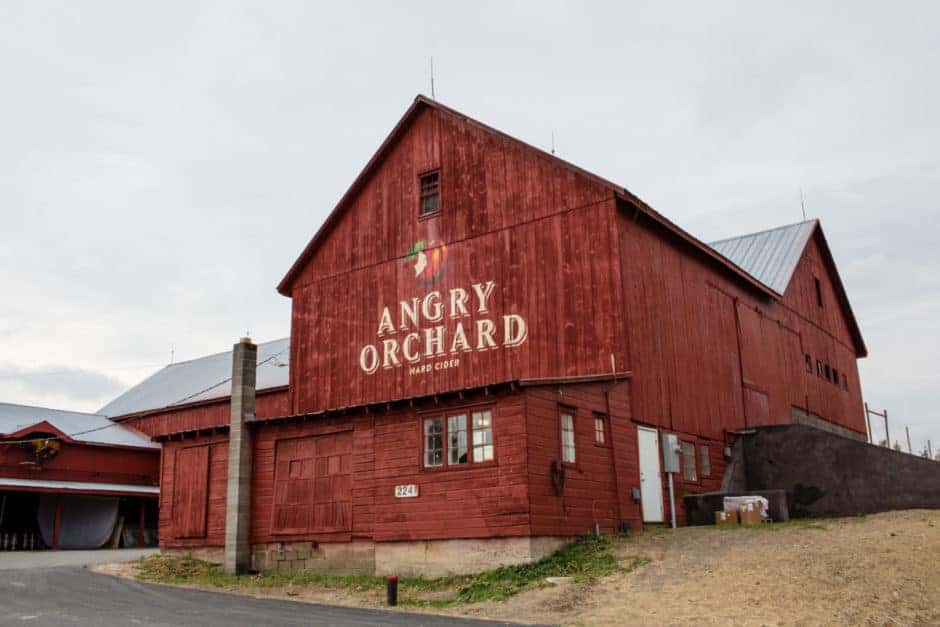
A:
424,417,443,467
472,410,493,462
681,441,696,481
699,445,710,477
448,414,468,465
594,415,606,444
561,412,576,463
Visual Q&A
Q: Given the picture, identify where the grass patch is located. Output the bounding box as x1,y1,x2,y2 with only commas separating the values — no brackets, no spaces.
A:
135,534,642,607
412,535,639,607
135,555,393,592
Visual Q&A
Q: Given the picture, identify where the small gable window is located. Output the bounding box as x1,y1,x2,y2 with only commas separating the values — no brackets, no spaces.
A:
814,276,823,308
419,171,440,216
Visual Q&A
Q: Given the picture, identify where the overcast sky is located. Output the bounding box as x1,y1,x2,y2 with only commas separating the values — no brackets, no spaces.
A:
1,2,937,452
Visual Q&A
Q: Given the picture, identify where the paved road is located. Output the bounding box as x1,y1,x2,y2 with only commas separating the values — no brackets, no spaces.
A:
0,548,158,570
0,562,528,626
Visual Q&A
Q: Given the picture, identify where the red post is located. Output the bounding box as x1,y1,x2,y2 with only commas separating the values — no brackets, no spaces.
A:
52,494,62,550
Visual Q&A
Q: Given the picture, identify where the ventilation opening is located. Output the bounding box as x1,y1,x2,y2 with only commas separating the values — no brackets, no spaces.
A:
419,171,440,216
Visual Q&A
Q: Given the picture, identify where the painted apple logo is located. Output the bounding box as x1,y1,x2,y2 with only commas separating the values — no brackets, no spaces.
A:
405,239,447,286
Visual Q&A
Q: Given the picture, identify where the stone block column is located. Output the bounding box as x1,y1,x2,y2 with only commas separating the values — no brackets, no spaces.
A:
224,337,256,574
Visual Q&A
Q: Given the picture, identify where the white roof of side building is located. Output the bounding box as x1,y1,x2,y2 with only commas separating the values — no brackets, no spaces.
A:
708,219,818,295
98,337,290,418
0,403,158,449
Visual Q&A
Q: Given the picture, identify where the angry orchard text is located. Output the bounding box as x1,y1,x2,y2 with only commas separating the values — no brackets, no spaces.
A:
358,281,528,375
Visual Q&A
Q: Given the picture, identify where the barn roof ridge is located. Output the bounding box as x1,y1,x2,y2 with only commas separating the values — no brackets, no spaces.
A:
276,94,777,300
0,400,105,418
708,218,818,247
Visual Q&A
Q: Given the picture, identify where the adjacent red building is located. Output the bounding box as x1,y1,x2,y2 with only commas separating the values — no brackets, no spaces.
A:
0,403,159,550
108,96,867,574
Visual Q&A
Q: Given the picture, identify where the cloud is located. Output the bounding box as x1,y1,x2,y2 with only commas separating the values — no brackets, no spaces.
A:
0,365,126,406
0,1,937,448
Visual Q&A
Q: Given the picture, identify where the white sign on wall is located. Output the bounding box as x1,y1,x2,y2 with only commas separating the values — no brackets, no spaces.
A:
395,484,419,498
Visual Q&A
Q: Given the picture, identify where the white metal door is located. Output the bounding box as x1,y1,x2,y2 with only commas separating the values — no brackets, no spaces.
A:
637,426,664,523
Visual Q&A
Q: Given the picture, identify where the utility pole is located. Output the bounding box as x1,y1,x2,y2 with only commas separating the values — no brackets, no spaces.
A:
906,426,912,454
884,409,889,448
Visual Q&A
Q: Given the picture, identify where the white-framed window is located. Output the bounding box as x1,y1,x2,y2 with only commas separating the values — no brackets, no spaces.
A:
448,414,468,465
472,410,494,462
424,409,492,467
681,441,697,481
561,411,576,463
424,417,444,467
594,414,606,445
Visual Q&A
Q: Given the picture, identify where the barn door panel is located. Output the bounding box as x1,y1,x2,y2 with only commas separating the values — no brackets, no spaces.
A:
174,445,209,538
272,431,353,535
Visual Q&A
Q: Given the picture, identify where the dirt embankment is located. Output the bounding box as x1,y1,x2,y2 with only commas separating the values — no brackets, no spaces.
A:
464,509,940,626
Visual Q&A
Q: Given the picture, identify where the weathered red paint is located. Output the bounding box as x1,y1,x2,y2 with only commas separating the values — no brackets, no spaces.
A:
0,439,159,487
143,96,868,551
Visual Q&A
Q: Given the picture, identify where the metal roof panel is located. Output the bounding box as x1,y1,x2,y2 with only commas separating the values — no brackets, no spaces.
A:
0,403,157,449
98,337,290,418
709,220,817,294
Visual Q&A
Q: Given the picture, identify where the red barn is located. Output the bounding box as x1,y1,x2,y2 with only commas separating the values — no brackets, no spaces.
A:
0,403,159,550
110,96,867,575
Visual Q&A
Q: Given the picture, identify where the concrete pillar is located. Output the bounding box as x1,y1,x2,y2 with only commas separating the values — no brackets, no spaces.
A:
224,337,257,574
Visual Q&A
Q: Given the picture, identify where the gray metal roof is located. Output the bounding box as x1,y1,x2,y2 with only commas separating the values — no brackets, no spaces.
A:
708,220,817,295
0,402,158,449
98,337,290,418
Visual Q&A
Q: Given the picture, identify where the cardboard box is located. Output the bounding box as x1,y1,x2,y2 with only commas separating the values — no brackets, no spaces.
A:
714,510,739,526
738,502,763,525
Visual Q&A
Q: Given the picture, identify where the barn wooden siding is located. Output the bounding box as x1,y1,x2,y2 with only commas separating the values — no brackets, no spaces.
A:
159,436,228,547
126,388,289,438
0,441,158,488
618,209,865,439
160,383,637,548
289,105,626,414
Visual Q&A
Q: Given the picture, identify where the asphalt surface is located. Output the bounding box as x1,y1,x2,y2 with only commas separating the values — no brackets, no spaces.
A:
0,556,529,627
0,548,158,570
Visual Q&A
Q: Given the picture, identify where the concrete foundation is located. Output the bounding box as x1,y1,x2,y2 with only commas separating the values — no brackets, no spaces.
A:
246,536,568,577
374,536,568,577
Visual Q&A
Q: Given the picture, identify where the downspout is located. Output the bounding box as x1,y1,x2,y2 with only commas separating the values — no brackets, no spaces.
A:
732,297,749,429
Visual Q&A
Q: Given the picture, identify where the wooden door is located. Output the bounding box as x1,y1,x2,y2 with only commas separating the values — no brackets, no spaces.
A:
174,445,209,538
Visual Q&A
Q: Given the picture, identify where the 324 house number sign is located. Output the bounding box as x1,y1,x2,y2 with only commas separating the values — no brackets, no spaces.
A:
395,484,418,498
